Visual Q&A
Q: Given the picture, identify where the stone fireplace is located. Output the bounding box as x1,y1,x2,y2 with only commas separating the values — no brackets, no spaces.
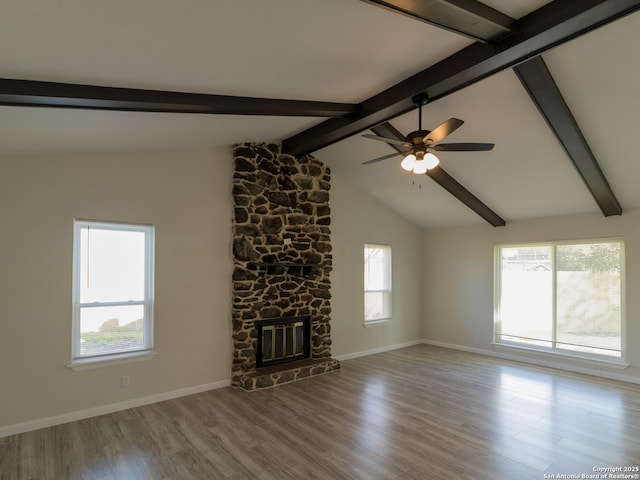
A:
231,142,340,391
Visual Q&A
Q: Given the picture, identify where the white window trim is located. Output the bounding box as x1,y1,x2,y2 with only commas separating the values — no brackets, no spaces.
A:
364,243,392,326
69,219,155,370
68,350,156,371
493,237,626,365
493,340,629,369
364,317,392,328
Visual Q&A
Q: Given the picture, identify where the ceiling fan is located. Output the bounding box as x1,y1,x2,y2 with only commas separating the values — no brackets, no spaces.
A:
362,93,494,174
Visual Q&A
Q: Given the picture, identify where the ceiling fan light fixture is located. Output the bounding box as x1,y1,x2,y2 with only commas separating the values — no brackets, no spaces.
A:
413,159,428,174
423,152,440,169
400,153,417,171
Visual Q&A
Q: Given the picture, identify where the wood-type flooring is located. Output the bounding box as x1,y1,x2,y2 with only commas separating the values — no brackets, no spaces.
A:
1,344,639,479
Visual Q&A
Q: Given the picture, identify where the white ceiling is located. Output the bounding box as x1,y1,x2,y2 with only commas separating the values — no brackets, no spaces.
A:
1,0,639,229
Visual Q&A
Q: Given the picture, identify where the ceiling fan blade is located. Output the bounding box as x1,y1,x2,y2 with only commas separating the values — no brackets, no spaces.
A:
362,133,410,147
362,151,405,165
424,118,464,144
433,142,495,151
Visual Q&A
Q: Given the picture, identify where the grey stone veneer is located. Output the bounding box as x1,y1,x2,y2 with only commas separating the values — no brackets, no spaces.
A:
231,143,339,390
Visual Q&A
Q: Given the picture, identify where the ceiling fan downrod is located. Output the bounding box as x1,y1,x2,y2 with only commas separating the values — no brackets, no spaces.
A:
411,93,429,132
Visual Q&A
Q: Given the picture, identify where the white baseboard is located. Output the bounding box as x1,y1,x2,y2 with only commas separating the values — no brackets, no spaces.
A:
1,340,421,438
0,379,230,439
421,339,640,385
5,338,636,439
334,339,423,361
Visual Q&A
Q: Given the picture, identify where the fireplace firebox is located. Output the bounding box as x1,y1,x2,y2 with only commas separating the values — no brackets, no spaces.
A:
255,316,311,368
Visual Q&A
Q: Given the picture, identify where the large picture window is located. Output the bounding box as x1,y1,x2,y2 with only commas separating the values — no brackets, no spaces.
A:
71,220,155,367
364,244,392,324
494,239,624,360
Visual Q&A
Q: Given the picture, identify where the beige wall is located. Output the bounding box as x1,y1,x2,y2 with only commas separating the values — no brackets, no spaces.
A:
0,147,425,430
0,147,234,428
7,143,633,427
330,175,424,357
423,210,640,381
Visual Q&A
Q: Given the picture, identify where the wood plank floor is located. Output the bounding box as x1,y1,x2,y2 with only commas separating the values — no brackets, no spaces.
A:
2,344,640,479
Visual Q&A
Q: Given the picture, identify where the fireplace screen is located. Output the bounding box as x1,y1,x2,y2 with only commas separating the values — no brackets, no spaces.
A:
256,316,311,368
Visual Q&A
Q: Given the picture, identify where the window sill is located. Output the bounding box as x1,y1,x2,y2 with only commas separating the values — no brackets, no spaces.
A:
493,342,628,369
68,350,156,371
364,318,392,328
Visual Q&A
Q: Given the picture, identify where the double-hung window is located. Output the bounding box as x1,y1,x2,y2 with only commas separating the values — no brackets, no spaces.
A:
494,239,624,361
71,220,155,368
364,244,392,325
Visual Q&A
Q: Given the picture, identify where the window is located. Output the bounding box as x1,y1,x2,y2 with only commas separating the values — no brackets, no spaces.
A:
364,244,392,324
71,220,155,368
494,239,624,361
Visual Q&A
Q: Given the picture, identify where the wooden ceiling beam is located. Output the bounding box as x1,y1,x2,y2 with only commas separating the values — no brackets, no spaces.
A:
283,0,640,157
359,0,515,42
364,1,623,219
371,122,505,226
0,78,358,117
514,56,622,217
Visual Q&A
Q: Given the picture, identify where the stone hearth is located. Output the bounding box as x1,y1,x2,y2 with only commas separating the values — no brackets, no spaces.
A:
231,142,339,390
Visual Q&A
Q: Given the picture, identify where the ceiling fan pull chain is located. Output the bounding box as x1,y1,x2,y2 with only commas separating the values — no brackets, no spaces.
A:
411,173,423,189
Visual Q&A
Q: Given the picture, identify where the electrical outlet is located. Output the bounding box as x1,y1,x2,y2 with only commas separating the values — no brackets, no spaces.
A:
121,375,130,388
284,237,292,245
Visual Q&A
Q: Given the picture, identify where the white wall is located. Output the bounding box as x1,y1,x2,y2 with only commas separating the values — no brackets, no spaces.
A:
0,147,425,432
330,175,424,358
0,147,234,430
423,210,640,382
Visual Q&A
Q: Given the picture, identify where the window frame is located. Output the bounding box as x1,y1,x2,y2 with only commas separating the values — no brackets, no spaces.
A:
493,238,626,365
70,219,155,370
364,243,392,326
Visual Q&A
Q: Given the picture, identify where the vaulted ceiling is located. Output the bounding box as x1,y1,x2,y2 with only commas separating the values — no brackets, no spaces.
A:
2,0,640,228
